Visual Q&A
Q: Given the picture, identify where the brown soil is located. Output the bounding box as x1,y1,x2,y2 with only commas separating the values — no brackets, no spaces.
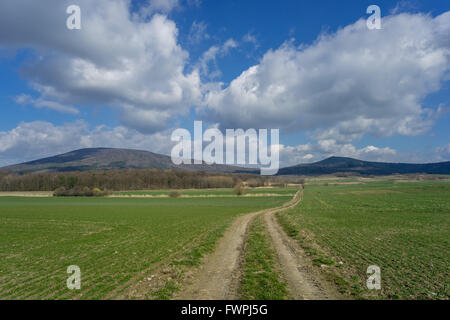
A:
173,191,303,300
0,192,52,197
108,193,292,199
264,210,341,300
173,210,259,300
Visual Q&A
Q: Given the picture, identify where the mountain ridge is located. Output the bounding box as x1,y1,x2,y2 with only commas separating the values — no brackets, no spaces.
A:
0,148,248,174
277,156,450,175
1,148,449,175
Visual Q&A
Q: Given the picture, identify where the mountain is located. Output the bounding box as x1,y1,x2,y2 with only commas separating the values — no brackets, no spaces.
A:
2,150,449,176
0,148,248,174
277,156,450,176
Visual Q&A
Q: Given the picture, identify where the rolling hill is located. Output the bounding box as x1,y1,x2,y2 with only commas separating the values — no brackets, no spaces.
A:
277,156,450,176
0,148,247,174
1,149,449,176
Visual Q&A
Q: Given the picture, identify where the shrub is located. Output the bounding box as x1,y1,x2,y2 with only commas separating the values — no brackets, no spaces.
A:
234,182,245,196
53,187,109,197
298,178,306,187
247,178,264,188
53,187,67,197
83,186,94,197
169,191,181,198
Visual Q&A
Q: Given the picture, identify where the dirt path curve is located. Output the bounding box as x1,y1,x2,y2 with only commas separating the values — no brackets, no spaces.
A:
264,200,341,300
174,192,302,300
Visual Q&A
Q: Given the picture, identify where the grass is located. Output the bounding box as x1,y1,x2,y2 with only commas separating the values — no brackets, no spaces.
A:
112,188,234,196
239,216,288,300
111,187,298,197
277,180,450,299
0,195,290,299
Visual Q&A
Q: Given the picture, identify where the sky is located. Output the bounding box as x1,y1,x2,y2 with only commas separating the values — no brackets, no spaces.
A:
0,0,449,168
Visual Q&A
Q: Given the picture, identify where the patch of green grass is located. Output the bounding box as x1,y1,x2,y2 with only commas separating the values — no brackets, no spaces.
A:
278,180,450,300
240,216,288,300
151,280,179,300
112,187,297,197
173,223,229,267
247,187,298,195
112,188,233,196
313,257,335,266
0,196,289,299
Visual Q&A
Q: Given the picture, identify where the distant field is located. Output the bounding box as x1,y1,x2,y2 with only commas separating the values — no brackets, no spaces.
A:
0,196,290,299
111,187,298,197
305,175,450,186
277,180,450,299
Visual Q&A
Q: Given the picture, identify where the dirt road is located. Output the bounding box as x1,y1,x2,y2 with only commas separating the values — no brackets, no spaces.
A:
174,191,303,300
263,209,340,299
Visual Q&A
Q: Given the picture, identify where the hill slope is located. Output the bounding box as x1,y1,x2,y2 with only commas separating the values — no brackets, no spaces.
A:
277,156,450,175
0,148,246,174
2,151,449,176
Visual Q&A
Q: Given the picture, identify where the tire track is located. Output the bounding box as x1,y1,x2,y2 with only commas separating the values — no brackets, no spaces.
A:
264,188,341,300
174,191,302,300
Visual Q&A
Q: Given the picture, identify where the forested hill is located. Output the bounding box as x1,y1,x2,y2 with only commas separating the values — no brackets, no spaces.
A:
277,156,450,176
1,149,449,176
0,148,246,174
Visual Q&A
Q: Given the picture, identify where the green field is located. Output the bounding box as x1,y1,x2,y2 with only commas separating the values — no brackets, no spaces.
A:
277,180,450,299
0,196,290,299
2,180,448,300
240,215,288,300
111,187,298,197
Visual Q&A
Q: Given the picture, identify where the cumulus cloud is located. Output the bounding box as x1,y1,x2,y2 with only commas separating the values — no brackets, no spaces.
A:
198,39,238,78
0,0,201,133
14,94,79,115
203,12,450,142
0,3,448,167
0,121,173,166
435,143,450,161
139,0,180,17
279,141,398,167
0,120,447,168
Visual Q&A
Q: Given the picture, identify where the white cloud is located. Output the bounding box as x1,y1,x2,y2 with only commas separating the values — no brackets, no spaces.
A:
14,94,79,115
0,121,174,166
203,12,450,142
314,140,397,162
0,3,448,167
222,39,238,52
390,1,418,15
279,139,450,167
188,21,209,44
279,141,398,167
139,0,180,17
435,143,450,161
198,39,238,78
0,120,447,168
243,32,258,46
0,0,201,133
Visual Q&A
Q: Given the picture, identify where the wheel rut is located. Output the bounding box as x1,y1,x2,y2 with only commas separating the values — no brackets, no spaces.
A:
263,204,340,300
175,189,338,300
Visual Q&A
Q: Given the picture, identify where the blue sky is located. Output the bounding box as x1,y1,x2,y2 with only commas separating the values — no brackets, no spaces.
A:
0,0,449,167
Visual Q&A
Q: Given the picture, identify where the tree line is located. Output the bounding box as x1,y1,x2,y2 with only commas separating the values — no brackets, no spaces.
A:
0,169,268,191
